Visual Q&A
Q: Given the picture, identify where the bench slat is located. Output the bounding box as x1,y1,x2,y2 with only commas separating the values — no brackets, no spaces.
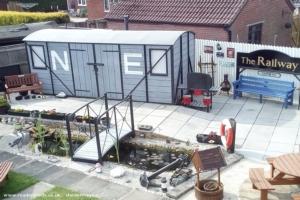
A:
292,193,300,200
0,161,13,183
249,168,274,190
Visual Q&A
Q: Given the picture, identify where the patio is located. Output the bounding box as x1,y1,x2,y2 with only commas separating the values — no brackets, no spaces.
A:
9,93,300,160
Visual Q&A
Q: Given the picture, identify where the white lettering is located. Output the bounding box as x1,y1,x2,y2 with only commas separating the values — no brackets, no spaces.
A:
51,50,69,71
124,53,143,75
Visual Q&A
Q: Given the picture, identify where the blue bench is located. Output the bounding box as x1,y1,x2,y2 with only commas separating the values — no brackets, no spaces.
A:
233,75,295,108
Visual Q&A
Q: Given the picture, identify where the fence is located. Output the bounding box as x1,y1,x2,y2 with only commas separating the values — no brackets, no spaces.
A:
195,39,300,103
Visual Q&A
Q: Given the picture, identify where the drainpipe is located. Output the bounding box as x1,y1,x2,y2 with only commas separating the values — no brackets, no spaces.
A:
124,15,129,30
224,26,232,42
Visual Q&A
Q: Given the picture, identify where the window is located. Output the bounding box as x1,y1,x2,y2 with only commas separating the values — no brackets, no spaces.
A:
104,0,119,12
31,46,46,69
150,49,168,76
78,0,86,6
248,23,263,44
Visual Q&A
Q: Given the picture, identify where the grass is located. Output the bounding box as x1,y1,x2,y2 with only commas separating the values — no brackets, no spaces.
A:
33,187,99,200
0,171,39,199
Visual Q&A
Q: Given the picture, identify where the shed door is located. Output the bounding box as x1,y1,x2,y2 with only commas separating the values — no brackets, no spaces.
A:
95,44,122,99
70,44,98,97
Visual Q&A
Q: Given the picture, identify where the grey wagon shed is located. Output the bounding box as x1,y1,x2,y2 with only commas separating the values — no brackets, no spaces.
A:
23,29,195,103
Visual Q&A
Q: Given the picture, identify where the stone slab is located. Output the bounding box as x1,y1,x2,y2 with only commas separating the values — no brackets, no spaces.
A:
49,170,87,188
122,189,164,200
33,165,66,182
14,160,52,176
0,151,16,162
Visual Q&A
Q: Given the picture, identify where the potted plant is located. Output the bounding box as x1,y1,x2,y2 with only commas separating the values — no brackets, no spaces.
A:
0,96,10,114
41,109,66,120
8,108,30,117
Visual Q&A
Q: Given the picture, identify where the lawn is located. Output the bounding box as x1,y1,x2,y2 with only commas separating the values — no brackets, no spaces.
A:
33,187,99,200
0,171,39,199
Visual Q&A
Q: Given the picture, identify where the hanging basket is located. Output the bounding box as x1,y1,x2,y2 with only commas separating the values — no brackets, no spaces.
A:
195,180,223,200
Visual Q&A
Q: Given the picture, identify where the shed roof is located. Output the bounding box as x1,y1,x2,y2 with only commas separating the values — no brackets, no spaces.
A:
23,29,188,45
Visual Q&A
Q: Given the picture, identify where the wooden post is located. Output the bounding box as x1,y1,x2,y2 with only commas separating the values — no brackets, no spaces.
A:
260,190,268,200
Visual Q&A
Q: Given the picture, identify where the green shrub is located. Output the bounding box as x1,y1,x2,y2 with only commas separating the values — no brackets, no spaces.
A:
0,96,10,108
0,11,70,26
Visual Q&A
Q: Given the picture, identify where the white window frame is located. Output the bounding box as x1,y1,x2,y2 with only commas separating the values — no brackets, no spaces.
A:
31,45,46,69
78,0,87,6
104,0,110,12
150,49,168,76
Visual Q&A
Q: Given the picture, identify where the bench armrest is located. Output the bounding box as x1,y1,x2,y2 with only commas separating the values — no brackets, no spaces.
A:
39,81,43,85
287,87,296,94
4,84,8,89
232,80,240,89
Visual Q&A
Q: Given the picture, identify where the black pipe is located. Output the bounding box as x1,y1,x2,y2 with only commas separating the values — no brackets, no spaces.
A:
124,15,129,30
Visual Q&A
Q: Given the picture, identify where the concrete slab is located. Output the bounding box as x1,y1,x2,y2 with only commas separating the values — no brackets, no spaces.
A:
33,165,67,182
271,127,298,144
10,157,32,170
0,151,16,162
121,189,163,200
69,176,111,195
95,182,131,200
242,139,269,152
14,160,52,176
49,170,87,187
266,142,295,155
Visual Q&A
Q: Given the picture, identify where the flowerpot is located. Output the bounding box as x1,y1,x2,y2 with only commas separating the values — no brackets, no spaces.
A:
7,110,30,117
41,113,65,120
195,180,223,200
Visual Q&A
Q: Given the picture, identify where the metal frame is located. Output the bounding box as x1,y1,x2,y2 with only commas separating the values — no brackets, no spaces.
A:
66,92,135,163
29,45,47,70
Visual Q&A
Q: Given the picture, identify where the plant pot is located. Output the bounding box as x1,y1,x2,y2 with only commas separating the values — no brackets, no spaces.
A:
7,110,30,117
195,180,223,200
75,116,94,123
0,106,9,114
41,113,66,120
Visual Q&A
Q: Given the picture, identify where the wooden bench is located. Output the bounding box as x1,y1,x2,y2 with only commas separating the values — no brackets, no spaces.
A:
249,168,275,200
0,161,13,186
292,193,300,200
5,73,42,100
233,75,295,108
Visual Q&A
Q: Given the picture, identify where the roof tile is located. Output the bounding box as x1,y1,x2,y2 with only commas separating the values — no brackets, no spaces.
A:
105,0,247,26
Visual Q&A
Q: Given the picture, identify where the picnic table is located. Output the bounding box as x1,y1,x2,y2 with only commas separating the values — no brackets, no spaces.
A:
268,153,300,185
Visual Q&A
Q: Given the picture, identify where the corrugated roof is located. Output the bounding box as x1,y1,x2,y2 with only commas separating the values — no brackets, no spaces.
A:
23,29,187,45
105,0,247,26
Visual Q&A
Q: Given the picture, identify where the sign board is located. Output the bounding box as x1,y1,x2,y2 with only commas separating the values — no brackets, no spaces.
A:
237,50,300,75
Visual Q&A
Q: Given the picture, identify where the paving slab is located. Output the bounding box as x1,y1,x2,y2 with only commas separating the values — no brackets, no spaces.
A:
33,165,66,182
5,182,54,200
69,176,111,195
9,155,32,169
0,151,16,162
121,189,164,200
14,160,53,176
94,181,132,200
49,169,87,187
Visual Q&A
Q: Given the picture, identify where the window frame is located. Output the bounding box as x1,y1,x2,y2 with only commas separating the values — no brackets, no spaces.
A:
30,45,47,70
78,0,87,6
104,0,110,12
248,22,263,44
149,48,168,76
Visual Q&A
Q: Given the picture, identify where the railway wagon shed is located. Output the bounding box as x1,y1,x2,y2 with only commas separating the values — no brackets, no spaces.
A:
23,29,195,103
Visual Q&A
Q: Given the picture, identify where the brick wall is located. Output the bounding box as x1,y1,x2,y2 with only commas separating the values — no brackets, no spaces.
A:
87,0,105,19
106,21,229,40
230,0,294,46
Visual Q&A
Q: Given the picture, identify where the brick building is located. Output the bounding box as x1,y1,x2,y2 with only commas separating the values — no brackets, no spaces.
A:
88,0,295,46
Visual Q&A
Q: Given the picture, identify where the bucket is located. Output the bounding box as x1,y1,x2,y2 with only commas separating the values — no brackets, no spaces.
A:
195,179,223,200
